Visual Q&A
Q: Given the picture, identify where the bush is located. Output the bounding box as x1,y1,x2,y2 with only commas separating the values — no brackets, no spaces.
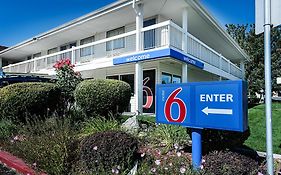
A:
202,150,259,175
54,59,82,113
0,82,61,122
79,116,120,138
4,117,76,175
80,131,138,174
149,124,189,151
186,128,250,151
0,119,17,139
74,79,131,117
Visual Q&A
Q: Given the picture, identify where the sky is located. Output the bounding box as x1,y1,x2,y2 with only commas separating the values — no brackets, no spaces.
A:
0,0,255,47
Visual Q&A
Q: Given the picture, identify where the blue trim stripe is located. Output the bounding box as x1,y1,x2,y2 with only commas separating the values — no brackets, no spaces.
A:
113,48,204,69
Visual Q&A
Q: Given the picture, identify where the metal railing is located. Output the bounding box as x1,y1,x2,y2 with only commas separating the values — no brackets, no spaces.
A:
3,20,242,78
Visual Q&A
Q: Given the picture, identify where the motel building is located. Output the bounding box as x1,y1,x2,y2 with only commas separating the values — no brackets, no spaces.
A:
0,0,248,114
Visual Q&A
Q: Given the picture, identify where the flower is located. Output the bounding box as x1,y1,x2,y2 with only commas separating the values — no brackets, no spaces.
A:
174,143,179,150
141,152,145,157
151,168,156,173
202,159,206,163
155,159,161,165
169,162,173,166
93,146,98,150
117,165,121,170
164,167,169,170
180,167,186,174
200,165,204,170
177,152,182,157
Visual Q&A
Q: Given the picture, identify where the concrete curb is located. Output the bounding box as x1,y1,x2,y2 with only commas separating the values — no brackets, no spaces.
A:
0,151,47,175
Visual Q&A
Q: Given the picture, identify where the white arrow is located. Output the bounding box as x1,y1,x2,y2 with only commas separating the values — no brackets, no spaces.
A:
202,107,233,115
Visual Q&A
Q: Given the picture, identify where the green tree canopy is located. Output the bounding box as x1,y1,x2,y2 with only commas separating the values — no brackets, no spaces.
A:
226,24,281,102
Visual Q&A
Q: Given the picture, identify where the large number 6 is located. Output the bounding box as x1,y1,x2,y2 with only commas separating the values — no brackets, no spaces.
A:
164,87,186,123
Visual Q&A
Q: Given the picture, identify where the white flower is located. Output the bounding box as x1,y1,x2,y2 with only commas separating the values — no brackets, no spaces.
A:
177,152,182,157
93,146,98,150
141,153,145,157
202,159,206,163
169,162,173,166
13,136,19,141
155,159,161,165
180,167,186,174
117,165,121,170
151,168,156,173
258,172,264,175
174,143,179,149
115,169,119,174
200,165,204,170
164,167,169,170
112,168,115,173
32,162,37,167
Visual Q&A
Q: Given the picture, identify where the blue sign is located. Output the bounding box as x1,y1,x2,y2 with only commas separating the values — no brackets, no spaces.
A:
113,48,204,69
156,80,248,132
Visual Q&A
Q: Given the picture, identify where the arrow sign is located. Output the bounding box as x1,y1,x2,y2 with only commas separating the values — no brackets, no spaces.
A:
202,107,233,115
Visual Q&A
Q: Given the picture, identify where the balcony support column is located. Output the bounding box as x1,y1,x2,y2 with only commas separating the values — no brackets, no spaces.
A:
0,57,2,69
240,61,245,80
134,3,144,115
182,7,188,53
182,63,188,83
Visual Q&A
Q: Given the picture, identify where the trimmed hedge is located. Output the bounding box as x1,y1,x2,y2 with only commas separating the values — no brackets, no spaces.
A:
80,131,138,173
0,82,61,122
187,128,250,151
203,150,259,175
74,79,131,117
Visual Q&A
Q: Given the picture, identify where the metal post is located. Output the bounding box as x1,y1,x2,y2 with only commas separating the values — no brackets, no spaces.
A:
264,0,274,174
71,46,75,64
192,128,202,170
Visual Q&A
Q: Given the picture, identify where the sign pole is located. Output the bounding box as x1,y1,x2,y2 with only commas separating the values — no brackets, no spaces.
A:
264,0,274,174
192,128,202,170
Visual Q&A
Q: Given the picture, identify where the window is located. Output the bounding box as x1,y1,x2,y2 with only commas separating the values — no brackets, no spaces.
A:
143,18,156,50
106,27,125,51
60,45,67,51
33,52,41,58
48,47,58,55
80,36,95,57
106,75,119,80
173,75,181,84
120,74,134,95
162,73,172,84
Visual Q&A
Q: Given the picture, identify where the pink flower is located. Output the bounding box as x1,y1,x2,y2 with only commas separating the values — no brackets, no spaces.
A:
155,159,161,165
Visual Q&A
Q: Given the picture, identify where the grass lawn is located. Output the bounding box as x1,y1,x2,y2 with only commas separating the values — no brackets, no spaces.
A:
245,103,281,154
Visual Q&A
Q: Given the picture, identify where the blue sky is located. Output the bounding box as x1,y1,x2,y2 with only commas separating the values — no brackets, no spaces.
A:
0,0,255,47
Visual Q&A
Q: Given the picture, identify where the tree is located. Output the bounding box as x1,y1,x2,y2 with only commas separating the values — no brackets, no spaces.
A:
226,24,281,102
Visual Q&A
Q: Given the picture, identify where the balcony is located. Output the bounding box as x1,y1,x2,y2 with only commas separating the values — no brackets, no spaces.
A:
3,20,242,79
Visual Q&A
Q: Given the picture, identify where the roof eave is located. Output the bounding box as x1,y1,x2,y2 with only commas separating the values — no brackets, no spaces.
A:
0,0,133,56
187,0,250,61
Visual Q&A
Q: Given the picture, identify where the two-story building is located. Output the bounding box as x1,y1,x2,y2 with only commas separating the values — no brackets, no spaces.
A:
0,0,249,114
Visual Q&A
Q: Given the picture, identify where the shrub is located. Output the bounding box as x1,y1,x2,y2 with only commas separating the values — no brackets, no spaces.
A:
80,131,138,174
202,150,259,175
74,79,131,117
0,82,61,122
0,119,17,139
4,117,76,175
54,58,82,112
79,116,120,138
149,124,188,151
186,128,250,151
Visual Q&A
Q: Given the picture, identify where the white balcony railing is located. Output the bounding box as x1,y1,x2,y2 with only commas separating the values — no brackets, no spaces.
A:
3,20,242,78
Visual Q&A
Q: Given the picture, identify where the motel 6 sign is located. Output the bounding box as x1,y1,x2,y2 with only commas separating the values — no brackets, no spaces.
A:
156,80,248,132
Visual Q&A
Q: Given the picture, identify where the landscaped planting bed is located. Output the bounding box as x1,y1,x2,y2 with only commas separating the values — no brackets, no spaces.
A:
1,60,281,174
